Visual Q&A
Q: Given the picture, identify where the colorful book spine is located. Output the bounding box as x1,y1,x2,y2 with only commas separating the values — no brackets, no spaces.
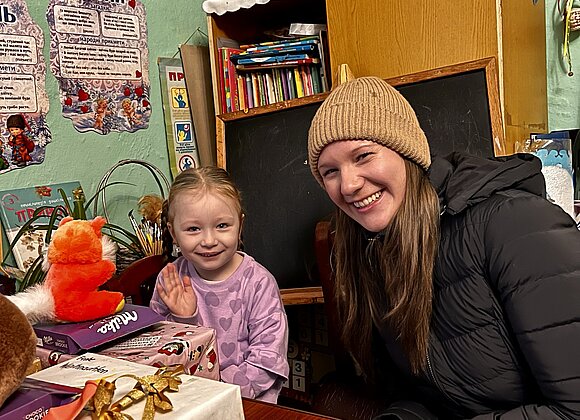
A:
239,35,319,50
235,58,320,71
258,73,266,106
237,74,246,110
219,47,243,112
221,48,231,112
231,45,317,60
311,65,321,94
217,49,227,113
251,73,259,107
294,67,304,98
287,67,296,99
245,74,254,109
236,53,312,65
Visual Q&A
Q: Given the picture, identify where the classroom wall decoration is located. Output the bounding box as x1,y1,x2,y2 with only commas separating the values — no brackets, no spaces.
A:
46,0,151,134
0,0,53,174
157,57,200,176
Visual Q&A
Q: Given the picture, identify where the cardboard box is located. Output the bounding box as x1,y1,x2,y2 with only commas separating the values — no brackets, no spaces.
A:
36,321,220,380
0,378,80,420
29,353,244,420
33,304,163,354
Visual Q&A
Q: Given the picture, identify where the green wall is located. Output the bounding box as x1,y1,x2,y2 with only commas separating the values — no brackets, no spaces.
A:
546,1,580,131
3,0,580,255
0,0,208,243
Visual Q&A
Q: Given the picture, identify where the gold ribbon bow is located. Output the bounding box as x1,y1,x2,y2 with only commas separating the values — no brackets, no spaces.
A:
88,365,185,420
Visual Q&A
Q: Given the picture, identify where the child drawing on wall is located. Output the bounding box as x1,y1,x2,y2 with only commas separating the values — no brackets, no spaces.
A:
6,114,35,167
93,98,111,130
120,98,141,128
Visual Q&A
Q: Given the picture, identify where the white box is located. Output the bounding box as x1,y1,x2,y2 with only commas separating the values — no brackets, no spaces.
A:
29,353,244,419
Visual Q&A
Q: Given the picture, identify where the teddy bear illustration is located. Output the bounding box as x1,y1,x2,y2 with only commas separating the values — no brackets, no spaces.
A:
8,217,125,323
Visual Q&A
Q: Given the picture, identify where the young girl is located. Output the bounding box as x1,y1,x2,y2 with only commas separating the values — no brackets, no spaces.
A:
149,167,289,403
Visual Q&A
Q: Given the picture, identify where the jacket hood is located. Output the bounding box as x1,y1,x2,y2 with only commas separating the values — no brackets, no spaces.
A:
429,152,546,216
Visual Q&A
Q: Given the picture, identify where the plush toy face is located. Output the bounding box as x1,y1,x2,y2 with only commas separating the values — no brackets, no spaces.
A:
0,295,37,408
47,217,107,265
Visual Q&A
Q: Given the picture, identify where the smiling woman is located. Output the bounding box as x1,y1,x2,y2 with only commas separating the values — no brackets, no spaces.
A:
317,141,406,233
307,76,580,419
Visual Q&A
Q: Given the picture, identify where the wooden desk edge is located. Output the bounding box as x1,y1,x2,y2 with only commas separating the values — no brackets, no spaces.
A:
280,287,324,305
242,397,337,419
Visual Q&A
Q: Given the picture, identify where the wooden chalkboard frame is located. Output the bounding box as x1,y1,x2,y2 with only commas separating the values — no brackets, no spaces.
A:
215,57,505,305
385,56,506,156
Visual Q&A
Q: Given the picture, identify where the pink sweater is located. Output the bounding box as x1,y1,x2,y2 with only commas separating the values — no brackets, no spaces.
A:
150,253,289,403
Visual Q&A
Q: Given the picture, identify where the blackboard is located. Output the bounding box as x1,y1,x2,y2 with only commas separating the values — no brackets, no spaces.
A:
386,57,505,157
222,101,331,289
217,57,504,290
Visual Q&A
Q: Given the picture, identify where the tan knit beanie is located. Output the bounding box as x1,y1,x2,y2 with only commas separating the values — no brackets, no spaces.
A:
308,76,431,185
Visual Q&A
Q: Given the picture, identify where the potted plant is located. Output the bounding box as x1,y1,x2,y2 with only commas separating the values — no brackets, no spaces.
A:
1,160,169,292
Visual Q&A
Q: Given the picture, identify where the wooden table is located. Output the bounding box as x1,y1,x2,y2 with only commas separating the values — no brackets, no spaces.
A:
243,398,337,420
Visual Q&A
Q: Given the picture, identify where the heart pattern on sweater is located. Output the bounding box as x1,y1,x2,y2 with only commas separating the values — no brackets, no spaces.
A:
204,292,220,307
260,355,278,368
221,342,236,358
219,317,232,331
229,298,242,313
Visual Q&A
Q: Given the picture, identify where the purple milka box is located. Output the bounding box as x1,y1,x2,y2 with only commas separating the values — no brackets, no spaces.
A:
0,378,80,420
33,304,163,354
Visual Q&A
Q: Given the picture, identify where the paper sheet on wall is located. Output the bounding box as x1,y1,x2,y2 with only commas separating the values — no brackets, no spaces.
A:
158,57,200,176
0,0,53,173
46,0,151,134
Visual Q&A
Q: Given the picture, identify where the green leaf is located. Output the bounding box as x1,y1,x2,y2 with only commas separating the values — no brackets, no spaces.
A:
58,188,74,216
85,181,135,213
18,255,45,291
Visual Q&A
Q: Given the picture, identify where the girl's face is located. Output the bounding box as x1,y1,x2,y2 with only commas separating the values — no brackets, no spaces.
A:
9,127,22,136
318,140,407,232
168,190,242,281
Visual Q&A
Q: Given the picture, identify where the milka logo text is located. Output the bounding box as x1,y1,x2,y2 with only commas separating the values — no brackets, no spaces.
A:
97,311,138,334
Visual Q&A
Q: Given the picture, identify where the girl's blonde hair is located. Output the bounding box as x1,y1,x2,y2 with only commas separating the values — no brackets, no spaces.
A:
334,159,440,376
161,167,243,257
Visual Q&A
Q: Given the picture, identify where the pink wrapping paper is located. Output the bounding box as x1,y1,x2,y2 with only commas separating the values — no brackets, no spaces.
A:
36,321,220,380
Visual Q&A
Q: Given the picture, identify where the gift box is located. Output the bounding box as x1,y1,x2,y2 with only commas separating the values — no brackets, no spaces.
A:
29,353,244,420
36,321,220,381
0,378,80,420
34,304,163,354
98,321,220,380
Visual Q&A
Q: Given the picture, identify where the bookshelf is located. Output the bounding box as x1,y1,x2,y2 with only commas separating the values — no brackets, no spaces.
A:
206,0,329,117
206,0,329,306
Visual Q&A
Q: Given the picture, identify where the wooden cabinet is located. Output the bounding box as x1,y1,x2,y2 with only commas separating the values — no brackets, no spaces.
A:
206,0,328,117
325,0,548,154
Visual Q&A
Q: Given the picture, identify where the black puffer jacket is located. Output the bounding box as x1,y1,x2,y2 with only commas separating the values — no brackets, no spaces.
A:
409,152,580,419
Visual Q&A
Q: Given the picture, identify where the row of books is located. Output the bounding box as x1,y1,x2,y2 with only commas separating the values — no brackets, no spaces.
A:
217,34,329,113
235,65,324,110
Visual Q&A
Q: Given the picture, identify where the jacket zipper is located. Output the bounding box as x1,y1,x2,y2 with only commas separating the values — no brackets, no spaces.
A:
426,351,454,403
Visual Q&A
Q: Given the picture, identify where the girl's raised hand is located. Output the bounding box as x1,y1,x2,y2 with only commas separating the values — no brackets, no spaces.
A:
157,262,197,317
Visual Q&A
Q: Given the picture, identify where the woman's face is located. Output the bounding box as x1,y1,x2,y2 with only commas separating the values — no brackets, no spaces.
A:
318,140,406,232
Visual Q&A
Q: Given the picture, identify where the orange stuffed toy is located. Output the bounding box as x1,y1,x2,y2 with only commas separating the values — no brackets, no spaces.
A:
8,216,125,323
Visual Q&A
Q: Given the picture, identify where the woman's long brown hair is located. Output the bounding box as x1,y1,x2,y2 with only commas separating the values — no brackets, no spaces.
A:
333,159,440,376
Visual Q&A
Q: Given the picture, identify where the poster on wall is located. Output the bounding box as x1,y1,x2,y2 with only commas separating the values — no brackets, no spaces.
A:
46,0,150,134
158,57,200,176
0,0,53,174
